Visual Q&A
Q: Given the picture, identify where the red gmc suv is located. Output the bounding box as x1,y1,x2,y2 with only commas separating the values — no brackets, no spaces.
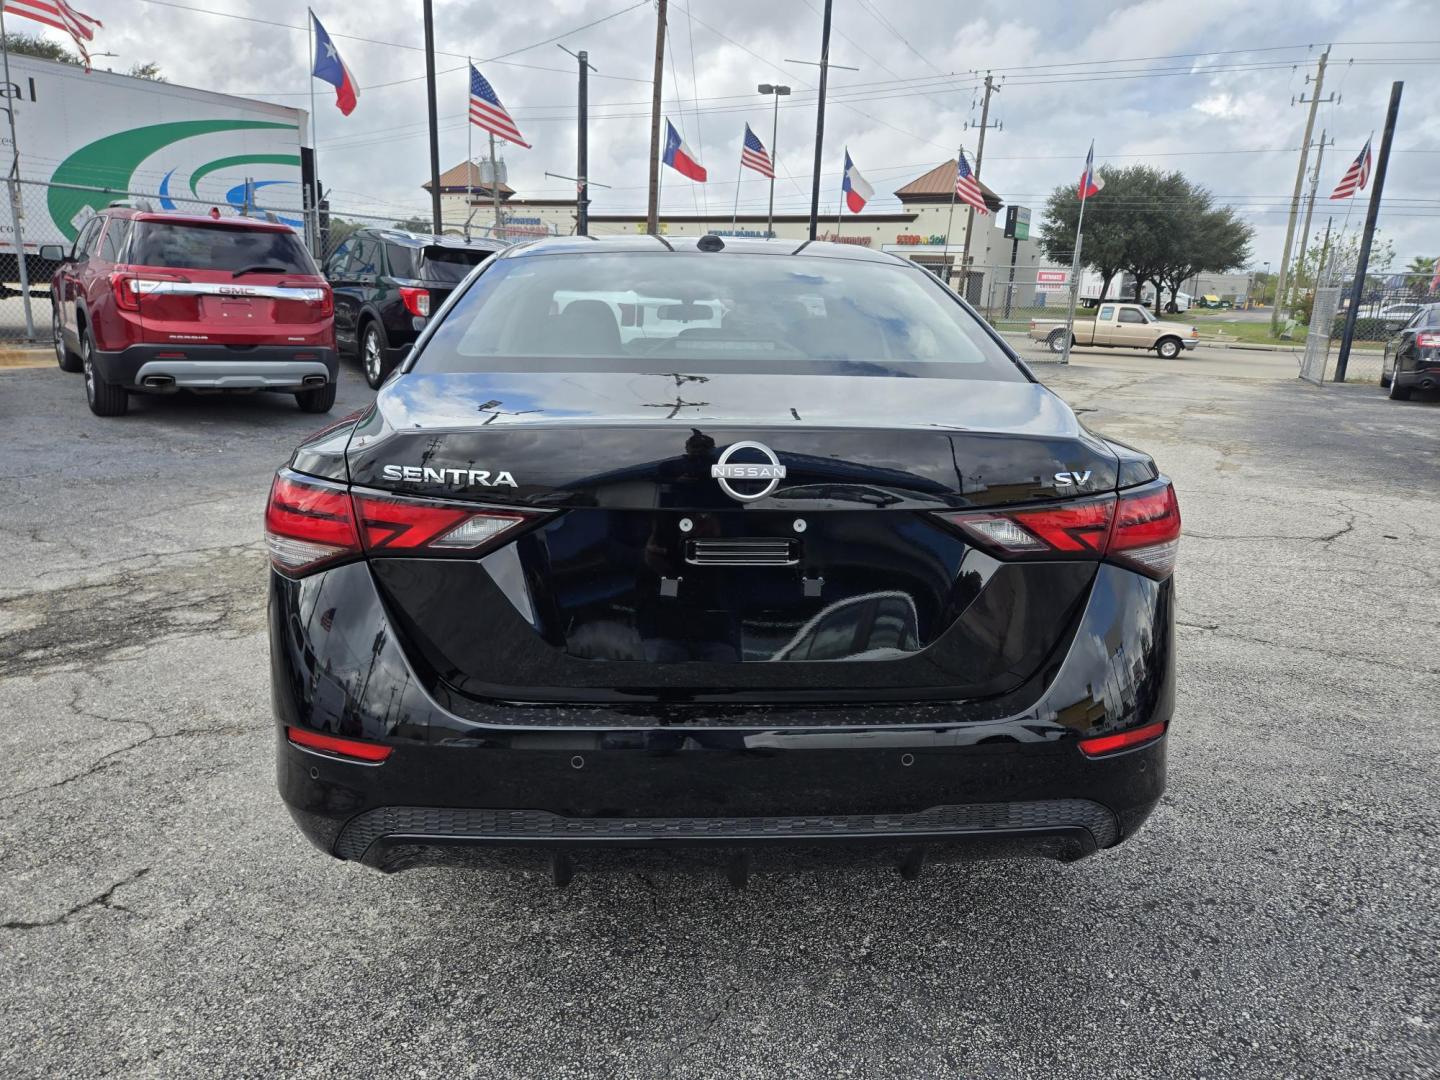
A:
44,209,337,417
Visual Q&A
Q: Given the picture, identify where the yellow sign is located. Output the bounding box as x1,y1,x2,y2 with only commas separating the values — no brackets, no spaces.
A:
633,221,670,234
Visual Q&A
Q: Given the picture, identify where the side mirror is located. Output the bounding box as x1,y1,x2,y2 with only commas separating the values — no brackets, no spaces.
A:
38,244,68,262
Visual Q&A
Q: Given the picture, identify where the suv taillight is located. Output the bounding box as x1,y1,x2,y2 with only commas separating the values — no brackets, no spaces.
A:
109,272,188,312
398,286,430,318
265,471,541,577
937,480,1181,579
316,284,334,319
1417,331,1440,349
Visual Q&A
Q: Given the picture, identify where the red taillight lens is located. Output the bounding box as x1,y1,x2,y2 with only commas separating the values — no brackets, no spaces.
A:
265,473,361,575
111,272,140,311
1079,720,1167,757
316,284,334,318
398,286,430,318
1417,331,1440,349
286,726,392,762
351,492,530,553
937,481,1180,579
1107,483,1182,577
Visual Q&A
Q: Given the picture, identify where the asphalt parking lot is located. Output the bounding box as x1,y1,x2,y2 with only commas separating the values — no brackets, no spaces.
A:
1,352,1436,1079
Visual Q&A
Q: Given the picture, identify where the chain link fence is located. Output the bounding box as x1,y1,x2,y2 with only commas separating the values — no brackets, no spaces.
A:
0,179,564,347
1293,270,1435,384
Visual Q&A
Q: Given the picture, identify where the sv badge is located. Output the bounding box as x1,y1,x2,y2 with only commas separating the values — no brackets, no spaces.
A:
1054,470,1092,487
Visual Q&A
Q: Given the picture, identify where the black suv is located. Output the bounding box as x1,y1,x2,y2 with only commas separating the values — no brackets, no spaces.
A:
1381,303,1440,401
323,229,505,388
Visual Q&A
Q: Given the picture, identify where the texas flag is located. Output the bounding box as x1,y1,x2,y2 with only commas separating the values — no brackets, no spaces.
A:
311,12,358,116
663,119,707,182
1079,140,1104,200
842,150,873,212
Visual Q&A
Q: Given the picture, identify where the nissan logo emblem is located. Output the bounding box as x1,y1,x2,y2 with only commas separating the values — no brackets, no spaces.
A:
710,441,787,502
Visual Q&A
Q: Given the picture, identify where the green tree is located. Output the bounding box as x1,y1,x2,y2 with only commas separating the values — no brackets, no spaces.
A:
2,33,78,64
3,34,164,79
392,215,433,232
1038,165,1130,302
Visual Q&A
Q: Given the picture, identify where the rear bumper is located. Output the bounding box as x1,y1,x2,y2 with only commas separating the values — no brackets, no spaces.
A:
94,344,338,391
1395,364,1440,391
1182,338,1199,350
270,557,1175,875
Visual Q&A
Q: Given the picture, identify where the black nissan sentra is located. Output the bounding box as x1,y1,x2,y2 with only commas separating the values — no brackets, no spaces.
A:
266,235,1178,885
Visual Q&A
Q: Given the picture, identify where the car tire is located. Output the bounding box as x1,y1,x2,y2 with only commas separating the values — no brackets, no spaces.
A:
1388,368,1411,401
295,379,337,414
81,327,128,417
53,308,82,372
1156,337,1181,359
1047,329,1069,354
360,320,391,390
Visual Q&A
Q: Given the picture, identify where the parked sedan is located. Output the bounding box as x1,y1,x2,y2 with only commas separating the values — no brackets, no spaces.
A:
324,228,506,389
1381,303,1440,401
267,235,1180,885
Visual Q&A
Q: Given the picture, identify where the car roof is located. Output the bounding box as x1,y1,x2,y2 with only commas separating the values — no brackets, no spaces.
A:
496,234,910,266
359,227,507,251
107,209,297,233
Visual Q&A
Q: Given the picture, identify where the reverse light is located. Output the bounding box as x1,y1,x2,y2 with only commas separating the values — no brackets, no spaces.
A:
398,286,431,318
350,493,530,553
938,480,1181,579
286,726,392,762
1079,720,1167,757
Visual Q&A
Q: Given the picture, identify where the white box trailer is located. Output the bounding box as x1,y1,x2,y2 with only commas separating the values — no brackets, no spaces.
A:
0,53,308,288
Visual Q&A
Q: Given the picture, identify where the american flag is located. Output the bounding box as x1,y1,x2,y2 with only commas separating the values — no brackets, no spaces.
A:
3,0,102,68
469,64,530,149
955,151,988,215
1329,138,1372,200
740,124,774,179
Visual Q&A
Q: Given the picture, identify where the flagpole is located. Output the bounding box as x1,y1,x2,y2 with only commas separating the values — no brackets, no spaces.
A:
944,146,961,289
489,131,502,240
307,9,320,258
1060,143,1093,367
466,58,474,238
731,132,742,232
0,8,34,339
834,159,843,238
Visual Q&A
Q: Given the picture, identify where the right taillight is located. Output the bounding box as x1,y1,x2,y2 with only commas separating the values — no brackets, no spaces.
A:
265,470,541,577
1106,482,1182,578
937,480,1180,580
1417,331,1440,349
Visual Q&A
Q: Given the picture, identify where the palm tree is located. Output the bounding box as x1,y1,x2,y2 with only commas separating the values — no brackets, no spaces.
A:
1405,256,1436,297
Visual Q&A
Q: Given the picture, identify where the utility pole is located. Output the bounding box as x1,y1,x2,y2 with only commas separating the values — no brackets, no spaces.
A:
960,72,1001,282
560,45,596,235
1272,46,1331,334
488,132,502,238
646,0,667,234
422,0,442,233
807,0,834,240
1290,129,1333,312
1337,81,1403,383
758,84,790,237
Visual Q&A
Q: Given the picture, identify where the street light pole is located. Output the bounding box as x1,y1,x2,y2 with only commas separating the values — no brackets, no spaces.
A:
758,84,790,238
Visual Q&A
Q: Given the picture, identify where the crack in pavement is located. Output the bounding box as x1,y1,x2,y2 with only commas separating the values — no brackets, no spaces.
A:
1,867,151,930
0,685,256,804
1176,620,1440,675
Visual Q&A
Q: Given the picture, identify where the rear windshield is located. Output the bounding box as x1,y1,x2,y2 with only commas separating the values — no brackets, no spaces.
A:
389,244,492,283
129,222,315,274
413,251,1024,380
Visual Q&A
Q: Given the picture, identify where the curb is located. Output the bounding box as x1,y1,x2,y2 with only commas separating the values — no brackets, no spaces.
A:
0,346,55,370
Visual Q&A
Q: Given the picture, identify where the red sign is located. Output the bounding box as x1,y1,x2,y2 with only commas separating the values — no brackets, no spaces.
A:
1037,270,1068,284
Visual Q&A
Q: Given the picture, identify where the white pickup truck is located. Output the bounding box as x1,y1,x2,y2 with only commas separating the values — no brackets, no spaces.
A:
1028,303,1199,359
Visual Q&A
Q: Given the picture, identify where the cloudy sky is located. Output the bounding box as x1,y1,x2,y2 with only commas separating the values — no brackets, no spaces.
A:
58,0,1440,265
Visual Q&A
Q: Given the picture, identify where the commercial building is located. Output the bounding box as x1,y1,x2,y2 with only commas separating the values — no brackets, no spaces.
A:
423,158,1043,305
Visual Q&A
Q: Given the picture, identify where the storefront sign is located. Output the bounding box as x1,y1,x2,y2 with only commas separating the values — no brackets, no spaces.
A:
818,233,872,246
894,234,947,246
1004,205,1031,241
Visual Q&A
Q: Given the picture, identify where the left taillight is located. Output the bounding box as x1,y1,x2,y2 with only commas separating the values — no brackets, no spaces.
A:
937,479,1181,580
398,286,430,318
265,470,543,577
264,472,361,576
1417,331,1440,349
